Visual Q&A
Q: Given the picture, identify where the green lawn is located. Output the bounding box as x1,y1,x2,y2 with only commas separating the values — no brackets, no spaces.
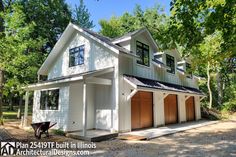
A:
2,105,32,120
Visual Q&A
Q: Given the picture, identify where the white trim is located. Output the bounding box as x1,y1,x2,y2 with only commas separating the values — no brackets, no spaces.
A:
123,77,137,89
154,52,164,56
185,95,191,101
85,77,112,85
137,86,204,97
127,89,138,101
112,36,131,44
163,93,169,99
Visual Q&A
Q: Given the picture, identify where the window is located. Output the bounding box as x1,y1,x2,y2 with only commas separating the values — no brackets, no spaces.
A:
69,45,85,67
166,54,175,74
136,41,149,66
186,63,192,78
40,89,59,110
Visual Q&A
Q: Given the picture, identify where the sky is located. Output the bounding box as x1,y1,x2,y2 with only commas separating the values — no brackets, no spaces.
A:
66,0,171,31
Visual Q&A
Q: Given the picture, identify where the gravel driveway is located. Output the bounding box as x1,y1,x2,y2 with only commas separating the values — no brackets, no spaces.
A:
90,120,236,157
1,120,236,156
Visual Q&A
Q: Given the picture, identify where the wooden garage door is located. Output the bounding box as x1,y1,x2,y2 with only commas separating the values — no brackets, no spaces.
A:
131,91,153,130
164,94,178,125
186,96,195,121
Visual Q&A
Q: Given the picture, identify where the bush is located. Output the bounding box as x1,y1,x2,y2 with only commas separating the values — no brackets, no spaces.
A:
222,100,236,112
52,129,65,136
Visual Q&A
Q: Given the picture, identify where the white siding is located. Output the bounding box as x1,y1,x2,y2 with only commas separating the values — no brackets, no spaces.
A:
195,96,201,120
67,82,95,131
48,32,117,79
177,94,187,123
32,86,70,131
153,92,165,126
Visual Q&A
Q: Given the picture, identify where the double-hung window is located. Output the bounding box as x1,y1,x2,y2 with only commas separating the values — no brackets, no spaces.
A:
136,41,149,66
166,54,175,74
69,45,85,67
40,89,59,110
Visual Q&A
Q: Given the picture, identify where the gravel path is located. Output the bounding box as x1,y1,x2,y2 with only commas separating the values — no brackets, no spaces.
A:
1,119,236,156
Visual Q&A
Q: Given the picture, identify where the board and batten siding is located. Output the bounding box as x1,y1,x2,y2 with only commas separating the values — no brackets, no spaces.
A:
48,32,118,79
32,86,70,131
67,82,95,131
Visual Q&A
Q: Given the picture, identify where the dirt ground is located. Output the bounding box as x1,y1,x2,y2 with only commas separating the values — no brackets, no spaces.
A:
1,117,236,157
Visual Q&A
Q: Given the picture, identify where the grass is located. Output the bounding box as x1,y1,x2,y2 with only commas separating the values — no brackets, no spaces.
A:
2,105,32,120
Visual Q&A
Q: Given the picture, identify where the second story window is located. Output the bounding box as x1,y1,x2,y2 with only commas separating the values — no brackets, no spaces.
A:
166,54,175,74
186,63,193,78
69,45,85,67
136,41,149,66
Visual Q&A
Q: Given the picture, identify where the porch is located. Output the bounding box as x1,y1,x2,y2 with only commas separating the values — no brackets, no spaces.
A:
66,130,118,142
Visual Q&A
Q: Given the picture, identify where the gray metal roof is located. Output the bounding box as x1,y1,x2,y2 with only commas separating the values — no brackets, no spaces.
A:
124,74,204,96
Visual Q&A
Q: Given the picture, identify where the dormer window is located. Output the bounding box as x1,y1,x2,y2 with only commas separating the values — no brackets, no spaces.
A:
186,63,192,78
166,54,175,74
136,41,149,66
69,45,85,67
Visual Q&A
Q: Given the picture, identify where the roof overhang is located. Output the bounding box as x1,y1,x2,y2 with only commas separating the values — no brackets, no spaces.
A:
123,75,205,96
25,67,114,91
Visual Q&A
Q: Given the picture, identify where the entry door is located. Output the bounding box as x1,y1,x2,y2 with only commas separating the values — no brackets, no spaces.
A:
186,96,195,121
131,91,153,130
164,94,178,125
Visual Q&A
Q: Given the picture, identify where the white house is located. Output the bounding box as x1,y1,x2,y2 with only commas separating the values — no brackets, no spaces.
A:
24,23,205,136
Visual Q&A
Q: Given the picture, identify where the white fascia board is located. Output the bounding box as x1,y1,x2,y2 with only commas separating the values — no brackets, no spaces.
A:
23,76,83,90
85,77,112,85
72,24,119,54
137,86,204,97
112,36,131,44
154,52,164,56
123,77,137,89
177,60,186,65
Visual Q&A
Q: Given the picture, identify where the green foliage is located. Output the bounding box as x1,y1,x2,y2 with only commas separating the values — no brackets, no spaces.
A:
20,0,72,53
52,129,65,136
222,100,236,112
73,0,94,29
0,3,46,98
0,115,4,125
99,4,173,50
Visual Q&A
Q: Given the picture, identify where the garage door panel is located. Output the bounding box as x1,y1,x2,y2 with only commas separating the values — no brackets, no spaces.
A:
131,99,140,129
186,96,195,121
131,91,153,130
140,99,153,128
164,94,178,125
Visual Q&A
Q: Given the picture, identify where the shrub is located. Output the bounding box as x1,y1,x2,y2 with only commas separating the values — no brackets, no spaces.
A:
52,129,65,136
222,100,236,112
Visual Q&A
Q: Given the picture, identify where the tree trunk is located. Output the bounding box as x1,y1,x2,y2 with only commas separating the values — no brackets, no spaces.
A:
216,70,223,106
0,70,3,117
207,62,212,108
17,96,23,119
8,93,14,111
0,0,4,118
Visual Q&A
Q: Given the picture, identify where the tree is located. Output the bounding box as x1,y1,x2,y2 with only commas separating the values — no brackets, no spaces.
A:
21,0,72,53
169,0,235,108
0,3,45,112
99,4,173,50
73,0,94,29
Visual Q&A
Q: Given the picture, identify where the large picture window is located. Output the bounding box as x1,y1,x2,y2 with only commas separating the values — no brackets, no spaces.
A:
40,89,59,110
166,54,175,74
69,45,85,67
136,41,149,66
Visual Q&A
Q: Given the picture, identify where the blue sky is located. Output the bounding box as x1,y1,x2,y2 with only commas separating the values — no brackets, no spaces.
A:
66,0,171,31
